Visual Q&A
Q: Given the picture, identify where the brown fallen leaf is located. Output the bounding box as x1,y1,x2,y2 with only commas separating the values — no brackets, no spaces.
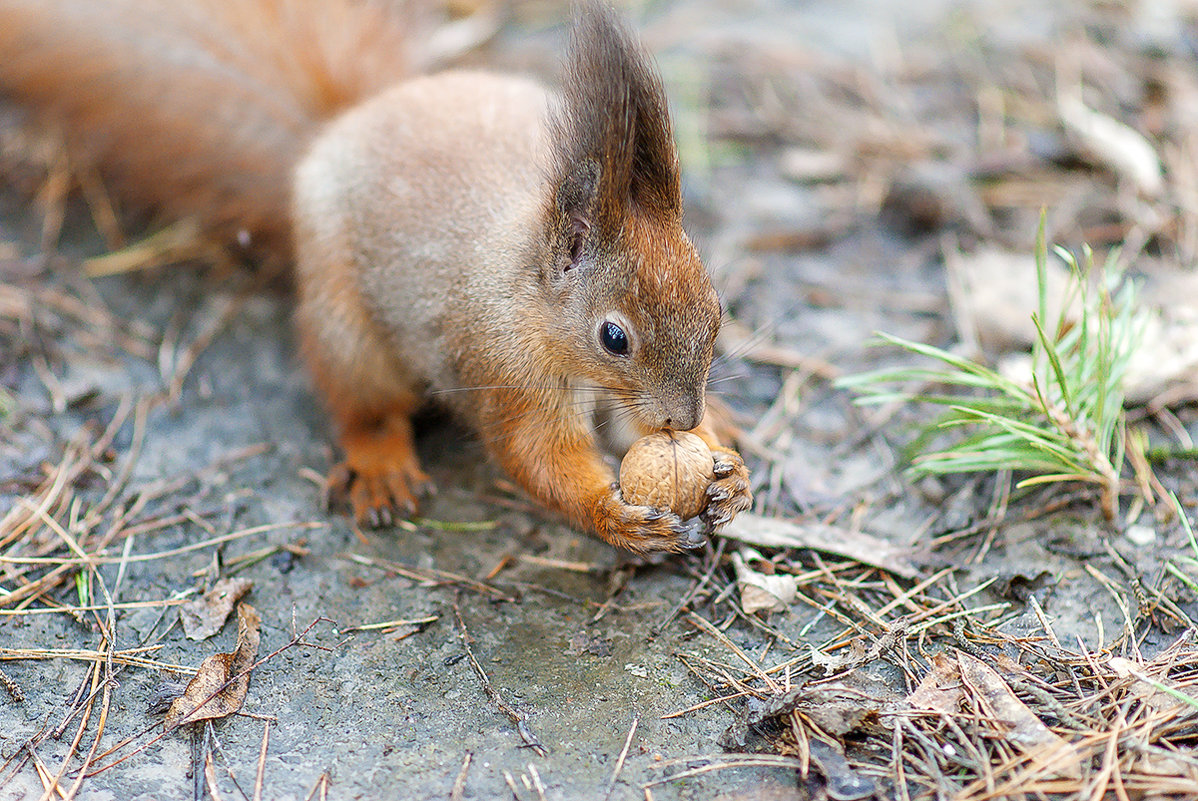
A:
719,681,881,800
180,577,253,641
951,243,1198,408
809,638,867,677
957,651,1081,780
946,246,1075,353
1108,656,1195,716
165,603,261,730
905,651,964,714
1059,95,1163,197
731,548,798,615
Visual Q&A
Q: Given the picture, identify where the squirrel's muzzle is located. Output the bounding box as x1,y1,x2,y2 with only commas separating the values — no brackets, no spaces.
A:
658,392,705,433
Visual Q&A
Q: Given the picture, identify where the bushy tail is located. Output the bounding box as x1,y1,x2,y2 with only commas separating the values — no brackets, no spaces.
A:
0,0,411,253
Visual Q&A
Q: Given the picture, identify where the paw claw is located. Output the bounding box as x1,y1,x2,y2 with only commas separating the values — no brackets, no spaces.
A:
706,486,731,503
676,518,708,550
702,448,753,531
326,459,433,529
598,490,709,554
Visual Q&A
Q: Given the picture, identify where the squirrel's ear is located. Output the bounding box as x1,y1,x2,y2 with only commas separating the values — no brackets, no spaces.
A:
554,157,600,272
548,3,681,232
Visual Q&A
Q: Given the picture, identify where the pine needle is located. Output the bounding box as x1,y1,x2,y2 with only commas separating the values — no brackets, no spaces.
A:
838,213,1146,522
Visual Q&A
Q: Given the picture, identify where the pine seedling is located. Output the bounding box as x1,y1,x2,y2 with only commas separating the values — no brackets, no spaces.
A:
839,216,1145,521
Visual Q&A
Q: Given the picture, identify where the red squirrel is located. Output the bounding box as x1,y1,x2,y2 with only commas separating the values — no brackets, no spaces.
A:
0,0,753,553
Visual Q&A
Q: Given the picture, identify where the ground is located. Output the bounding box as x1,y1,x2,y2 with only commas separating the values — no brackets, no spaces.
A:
3,1,1198,800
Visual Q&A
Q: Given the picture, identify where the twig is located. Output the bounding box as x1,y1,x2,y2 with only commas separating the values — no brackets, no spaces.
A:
452,600,547,757
450,752,472,801
203,752,227,801
643,754,810,788
252,721,270,801
653,538,726,634
302,772,330,801
86,617,337,776
684,612,779,692
603,714,639,801
1,522,326,567
344,553,517,602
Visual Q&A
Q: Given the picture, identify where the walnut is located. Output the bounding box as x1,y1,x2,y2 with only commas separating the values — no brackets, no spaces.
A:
619,431,715,520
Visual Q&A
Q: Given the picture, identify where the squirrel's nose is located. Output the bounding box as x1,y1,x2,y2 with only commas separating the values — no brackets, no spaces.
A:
662,394,705,433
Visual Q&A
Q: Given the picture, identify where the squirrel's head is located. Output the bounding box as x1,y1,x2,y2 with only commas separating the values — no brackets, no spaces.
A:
536,3,721,432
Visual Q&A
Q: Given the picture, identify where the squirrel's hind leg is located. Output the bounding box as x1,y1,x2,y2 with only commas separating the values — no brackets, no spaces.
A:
294,260,433,527
325,400,433,527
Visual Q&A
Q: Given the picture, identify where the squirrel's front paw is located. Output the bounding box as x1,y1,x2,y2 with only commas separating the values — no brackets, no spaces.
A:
702,446,753,529
596,488,707,554
325,459,435,528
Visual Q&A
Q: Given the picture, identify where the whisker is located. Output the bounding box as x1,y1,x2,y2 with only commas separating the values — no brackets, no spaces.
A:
430,383,571,395
426,379,675,451
471,392,648,443
475,401,603,435
714,319,779,365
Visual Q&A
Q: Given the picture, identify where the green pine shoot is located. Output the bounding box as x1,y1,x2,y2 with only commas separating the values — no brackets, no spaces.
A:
838,216,1145,521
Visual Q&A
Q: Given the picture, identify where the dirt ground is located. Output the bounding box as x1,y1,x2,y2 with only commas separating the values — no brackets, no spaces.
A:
3,1,1198,799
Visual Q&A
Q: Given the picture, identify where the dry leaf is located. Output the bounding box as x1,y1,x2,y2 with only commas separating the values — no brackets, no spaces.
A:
954,242,1198,408
809,638,868,676
1109,656,1193,715
1122,307,1198,405
997,296,1198,407
778,147,847,184
796,683,883,739
180,577,253,641
1134,751,1198,780
1059,95,1163,196
731,548,798,615
720,513,919,578
165,603,261,730
905,651,965,714
947,246,1075,352
957,651,1082,780
721,683,879,800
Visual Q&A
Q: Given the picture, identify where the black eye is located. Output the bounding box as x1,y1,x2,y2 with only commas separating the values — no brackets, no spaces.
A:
600,321,629,356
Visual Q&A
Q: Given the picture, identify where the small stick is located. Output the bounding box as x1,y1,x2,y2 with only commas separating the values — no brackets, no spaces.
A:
203,752,227,801
653,539,725,634
452,601,547,757
684,612,779,692
61,678,113,801
502,770,521,797
303,773,330,801
346,553,517,603
450,752,472,801
660,690,754,720
603,714,639,801
86,617,335,776
527,764,547,801
252,720,270,801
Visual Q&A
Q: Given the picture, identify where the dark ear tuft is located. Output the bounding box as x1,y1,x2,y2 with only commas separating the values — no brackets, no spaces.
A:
549,3,681,233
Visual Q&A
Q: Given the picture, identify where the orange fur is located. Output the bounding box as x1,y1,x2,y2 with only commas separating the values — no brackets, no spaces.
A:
0,2,753,552
0,0,409,254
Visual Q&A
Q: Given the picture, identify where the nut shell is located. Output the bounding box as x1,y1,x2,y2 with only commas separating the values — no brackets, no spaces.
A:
619,431,715,519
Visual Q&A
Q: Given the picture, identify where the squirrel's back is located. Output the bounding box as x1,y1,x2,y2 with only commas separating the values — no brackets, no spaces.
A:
0,0,411,254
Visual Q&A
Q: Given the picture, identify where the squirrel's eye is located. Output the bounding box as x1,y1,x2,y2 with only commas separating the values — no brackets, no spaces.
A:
600,321,629,356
